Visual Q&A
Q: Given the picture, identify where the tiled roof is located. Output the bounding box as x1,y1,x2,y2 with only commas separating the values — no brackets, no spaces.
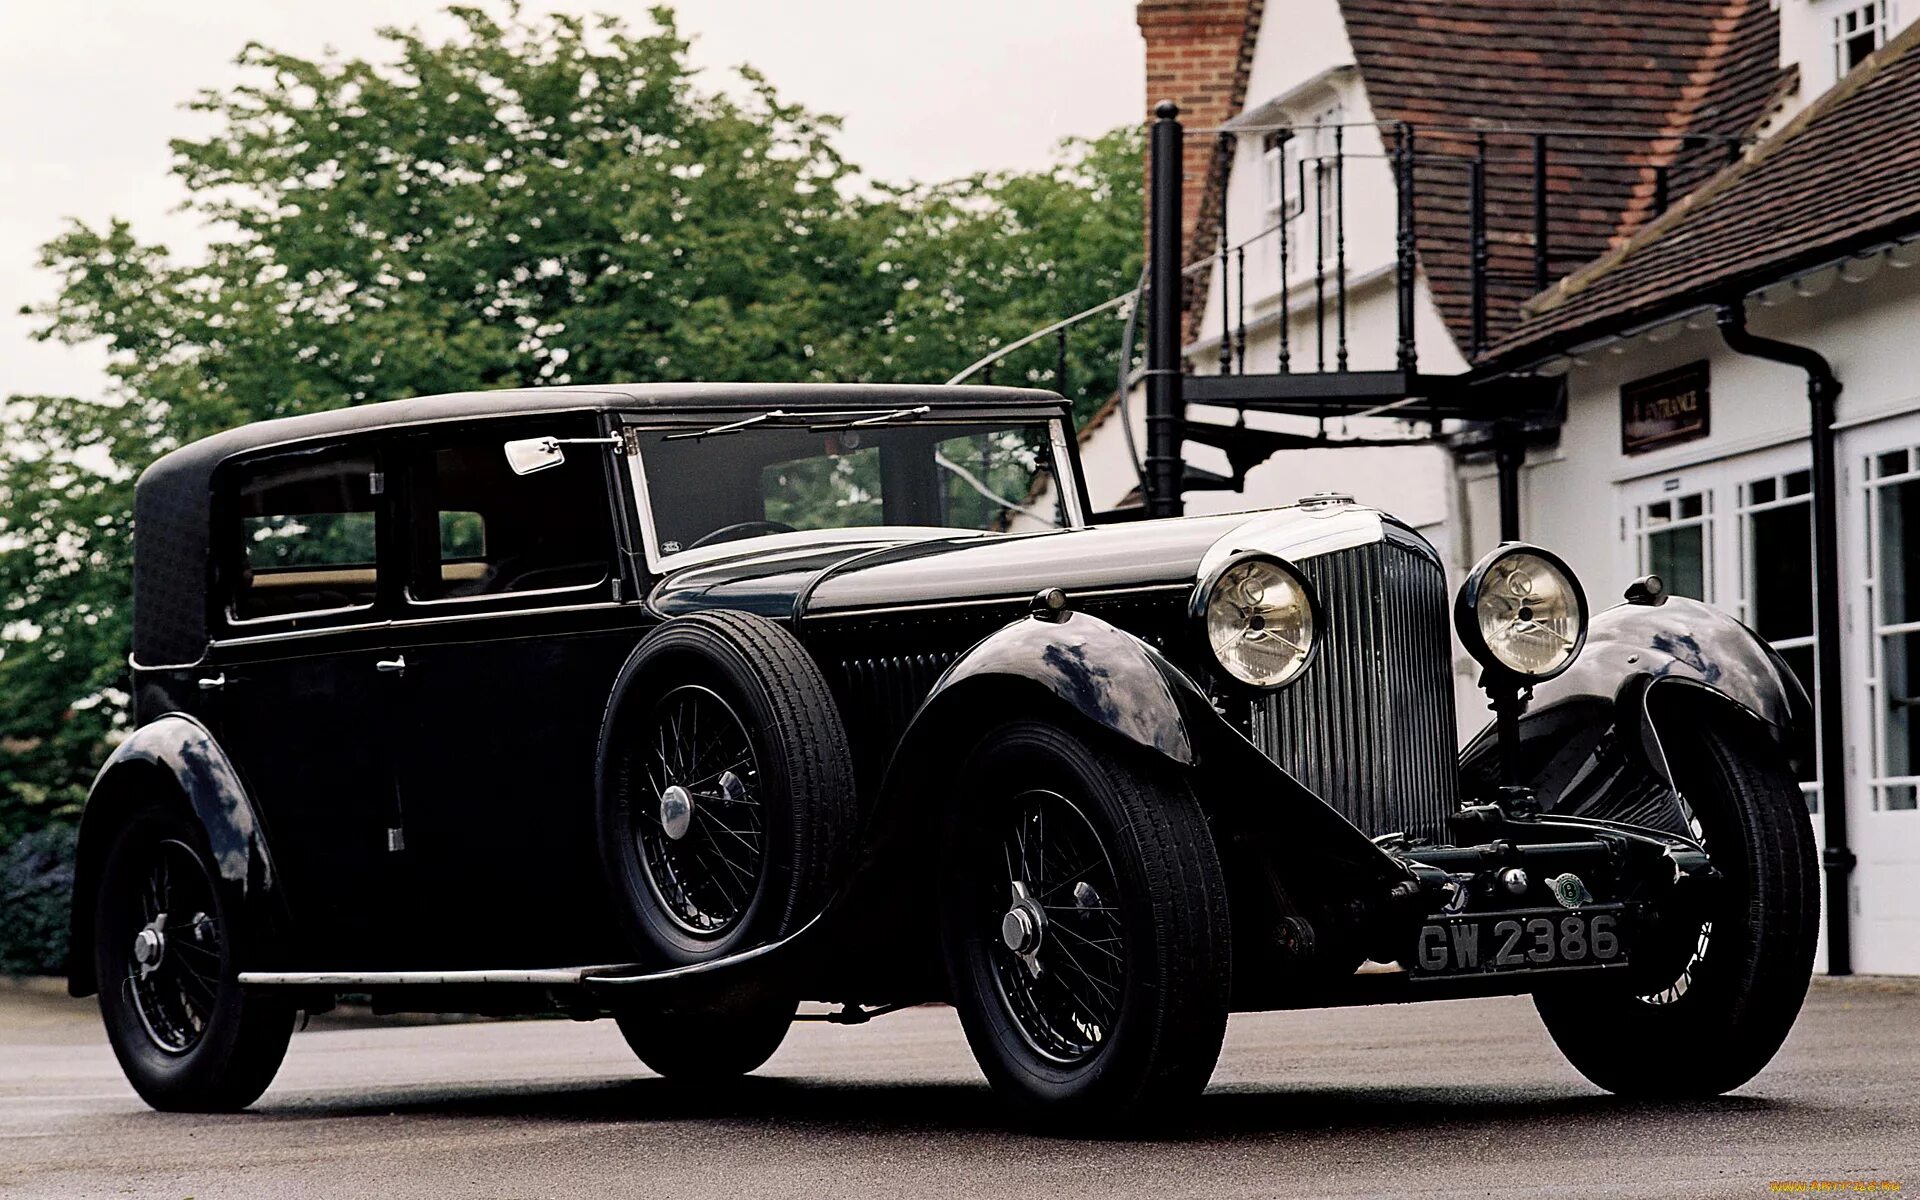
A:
1493,18,1920,359
1334,0,1787,353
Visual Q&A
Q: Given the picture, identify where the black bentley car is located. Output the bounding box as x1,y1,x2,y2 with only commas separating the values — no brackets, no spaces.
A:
74,383,1817,1124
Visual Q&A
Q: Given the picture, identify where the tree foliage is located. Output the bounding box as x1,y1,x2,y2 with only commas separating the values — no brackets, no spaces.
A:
0,4,1143,852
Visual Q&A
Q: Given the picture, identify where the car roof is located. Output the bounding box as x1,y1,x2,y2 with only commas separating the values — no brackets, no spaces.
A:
129,382,1063,666
142,381,1062,491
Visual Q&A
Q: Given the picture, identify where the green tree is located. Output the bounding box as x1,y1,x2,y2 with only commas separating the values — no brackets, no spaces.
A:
0,3,1143,858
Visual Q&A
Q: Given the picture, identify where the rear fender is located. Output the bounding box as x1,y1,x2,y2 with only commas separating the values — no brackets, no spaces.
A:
67,714,280,997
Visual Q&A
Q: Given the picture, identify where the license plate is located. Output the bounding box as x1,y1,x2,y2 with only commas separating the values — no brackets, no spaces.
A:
1411,907,1629,977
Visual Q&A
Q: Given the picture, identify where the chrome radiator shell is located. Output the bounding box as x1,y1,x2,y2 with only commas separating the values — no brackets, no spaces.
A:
1249,536,1459,843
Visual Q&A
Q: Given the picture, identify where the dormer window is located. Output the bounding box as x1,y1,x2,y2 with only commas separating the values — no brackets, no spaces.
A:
1835,0,1895,76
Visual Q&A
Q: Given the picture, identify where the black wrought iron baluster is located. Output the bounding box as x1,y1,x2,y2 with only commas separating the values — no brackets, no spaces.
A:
1235,245,1247,373
1533,132,1549,293
1278,131,1292,374
982,360,996,386
1394,123,1417,375
1470,132,1489,360
1218,134,1234,377
1314,156,1327,373
1055,327,1069,401
1335,123,1348,372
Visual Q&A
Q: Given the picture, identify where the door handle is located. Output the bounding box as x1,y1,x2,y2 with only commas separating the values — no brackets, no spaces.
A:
196,673,227,691
375,656,407,676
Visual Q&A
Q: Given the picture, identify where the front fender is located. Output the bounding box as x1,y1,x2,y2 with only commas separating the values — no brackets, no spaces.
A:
896,607,1198,769
1463,597,1812,802
67,714,280,996
875,608,1407,889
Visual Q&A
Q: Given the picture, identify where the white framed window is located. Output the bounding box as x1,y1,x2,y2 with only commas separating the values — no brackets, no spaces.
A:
1863,442,1920,811
1835,0,1896,75
1632,486,1712,601
1735,465,1822,812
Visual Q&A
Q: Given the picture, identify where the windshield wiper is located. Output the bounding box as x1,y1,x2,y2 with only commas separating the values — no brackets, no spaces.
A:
662,410,792,442
808,405,932,431
663,405,935,441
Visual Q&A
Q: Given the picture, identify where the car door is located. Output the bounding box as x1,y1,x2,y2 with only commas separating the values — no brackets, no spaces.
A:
200,438,407,969
379,416,648,967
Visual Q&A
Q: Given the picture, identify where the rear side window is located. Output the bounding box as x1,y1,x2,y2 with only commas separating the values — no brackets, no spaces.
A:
404,430,616,605
230,450,381,621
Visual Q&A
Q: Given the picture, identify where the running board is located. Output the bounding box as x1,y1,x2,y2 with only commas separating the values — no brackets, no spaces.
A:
236,907,829,993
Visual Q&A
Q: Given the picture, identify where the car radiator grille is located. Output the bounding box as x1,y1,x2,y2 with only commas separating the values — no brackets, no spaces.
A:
1250,539,1459,844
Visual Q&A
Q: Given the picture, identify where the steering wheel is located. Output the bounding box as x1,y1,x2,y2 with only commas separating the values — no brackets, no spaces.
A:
687,520,798,549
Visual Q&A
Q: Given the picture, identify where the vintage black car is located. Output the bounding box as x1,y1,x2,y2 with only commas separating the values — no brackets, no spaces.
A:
73,382,1818,1124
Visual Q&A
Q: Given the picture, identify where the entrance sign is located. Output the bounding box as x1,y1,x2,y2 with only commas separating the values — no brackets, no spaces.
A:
1621,361,1711,454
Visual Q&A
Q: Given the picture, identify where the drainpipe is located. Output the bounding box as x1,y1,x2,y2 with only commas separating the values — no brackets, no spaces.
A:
1716,301,1855,976
1145,101,1186,519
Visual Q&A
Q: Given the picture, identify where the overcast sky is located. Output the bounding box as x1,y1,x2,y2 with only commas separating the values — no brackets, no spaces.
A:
0,1,1143,400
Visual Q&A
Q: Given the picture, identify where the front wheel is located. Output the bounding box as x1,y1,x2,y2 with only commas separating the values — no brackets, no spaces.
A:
1534,713,1819,1096
94,808,295,1112
939,720,1231,1127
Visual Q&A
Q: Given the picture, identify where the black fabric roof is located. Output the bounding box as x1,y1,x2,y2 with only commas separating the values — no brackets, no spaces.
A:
131,382,1059,665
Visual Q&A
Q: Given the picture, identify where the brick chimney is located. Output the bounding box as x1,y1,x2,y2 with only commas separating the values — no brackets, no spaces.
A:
1137,0,1264,334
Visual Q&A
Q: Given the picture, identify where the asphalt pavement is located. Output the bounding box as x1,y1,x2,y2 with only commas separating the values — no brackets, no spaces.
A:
2,976,1915,1199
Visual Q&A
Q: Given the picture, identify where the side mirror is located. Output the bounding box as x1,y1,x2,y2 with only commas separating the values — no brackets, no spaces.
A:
504,437,565,476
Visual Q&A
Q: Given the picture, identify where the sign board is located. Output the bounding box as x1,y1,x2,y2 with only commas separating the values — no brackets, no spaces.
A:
1621,361,1710,454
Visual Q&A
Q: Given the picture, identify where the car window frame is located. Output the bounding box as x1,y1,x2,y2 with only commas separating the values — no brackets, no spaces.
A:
392,414,629,618
212,435,398,637
621,405,1090,575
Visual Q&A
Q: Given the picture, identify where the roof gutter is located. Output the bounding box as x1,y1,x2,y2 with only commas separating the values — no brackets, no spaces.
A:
1715,301,1854,975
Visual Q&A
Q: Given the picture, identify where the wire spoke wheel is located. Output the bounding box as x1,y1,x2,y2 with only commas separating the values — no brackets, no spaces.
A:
1640,800,1713,1007
121,838,225,1055
984,789,1129,1065
632,684,767,938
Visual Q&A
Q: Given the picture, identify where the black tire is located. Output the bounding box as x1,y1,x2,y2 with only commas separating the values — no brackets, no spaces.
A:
94,806,295,1113
1534,713,1819,1096
939,720,1231,1128
614,990,797,1082
599,610,855,965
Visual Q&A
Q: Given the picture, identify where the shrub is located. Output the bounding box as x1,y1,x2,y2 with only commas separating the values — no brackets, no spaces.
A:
0,823,77,976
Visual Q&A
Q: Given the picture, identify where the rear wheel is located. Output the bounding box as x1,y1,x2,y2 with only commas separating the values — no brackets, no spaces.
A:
94,808,294,1112
939,720,1231,1127
1534,713,1819,1096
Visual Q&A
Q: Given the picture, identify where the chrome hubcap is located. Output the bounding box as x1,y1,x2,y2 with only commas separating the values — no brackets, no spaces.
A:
659,785,694,841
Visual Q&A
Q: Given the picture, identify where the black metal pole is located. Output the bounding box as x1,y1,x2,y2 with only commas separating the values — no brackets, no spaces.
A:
1717,302,1854,976
1494,420,1523,542
1146,101,1186,520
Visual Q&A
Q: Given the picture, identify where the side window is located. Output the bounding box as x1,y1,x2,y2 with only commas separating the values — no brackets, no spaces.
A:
230,449,381,622
405,430,616,605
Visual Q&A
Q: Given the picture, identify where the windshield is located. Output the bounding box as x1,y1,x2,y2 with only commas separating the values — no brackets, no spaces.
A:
633,415,1077,558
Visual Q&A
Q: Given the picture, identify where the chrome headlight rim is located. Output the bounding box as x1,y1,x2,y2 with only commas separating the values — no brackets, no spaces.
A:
1453,542,1589,683
1188,551,1322,691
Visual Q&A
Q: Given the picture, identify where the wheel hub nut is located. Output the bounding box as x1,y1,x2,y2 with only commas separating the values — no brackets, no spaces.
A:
659,785,694,841
1000,905,1041,955
132,926,165,974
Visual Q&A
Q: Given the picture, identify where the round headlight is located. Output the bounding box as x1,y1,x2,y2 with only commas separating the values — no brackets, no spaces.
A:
1198,555,1317,688
1455,544,1588,681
